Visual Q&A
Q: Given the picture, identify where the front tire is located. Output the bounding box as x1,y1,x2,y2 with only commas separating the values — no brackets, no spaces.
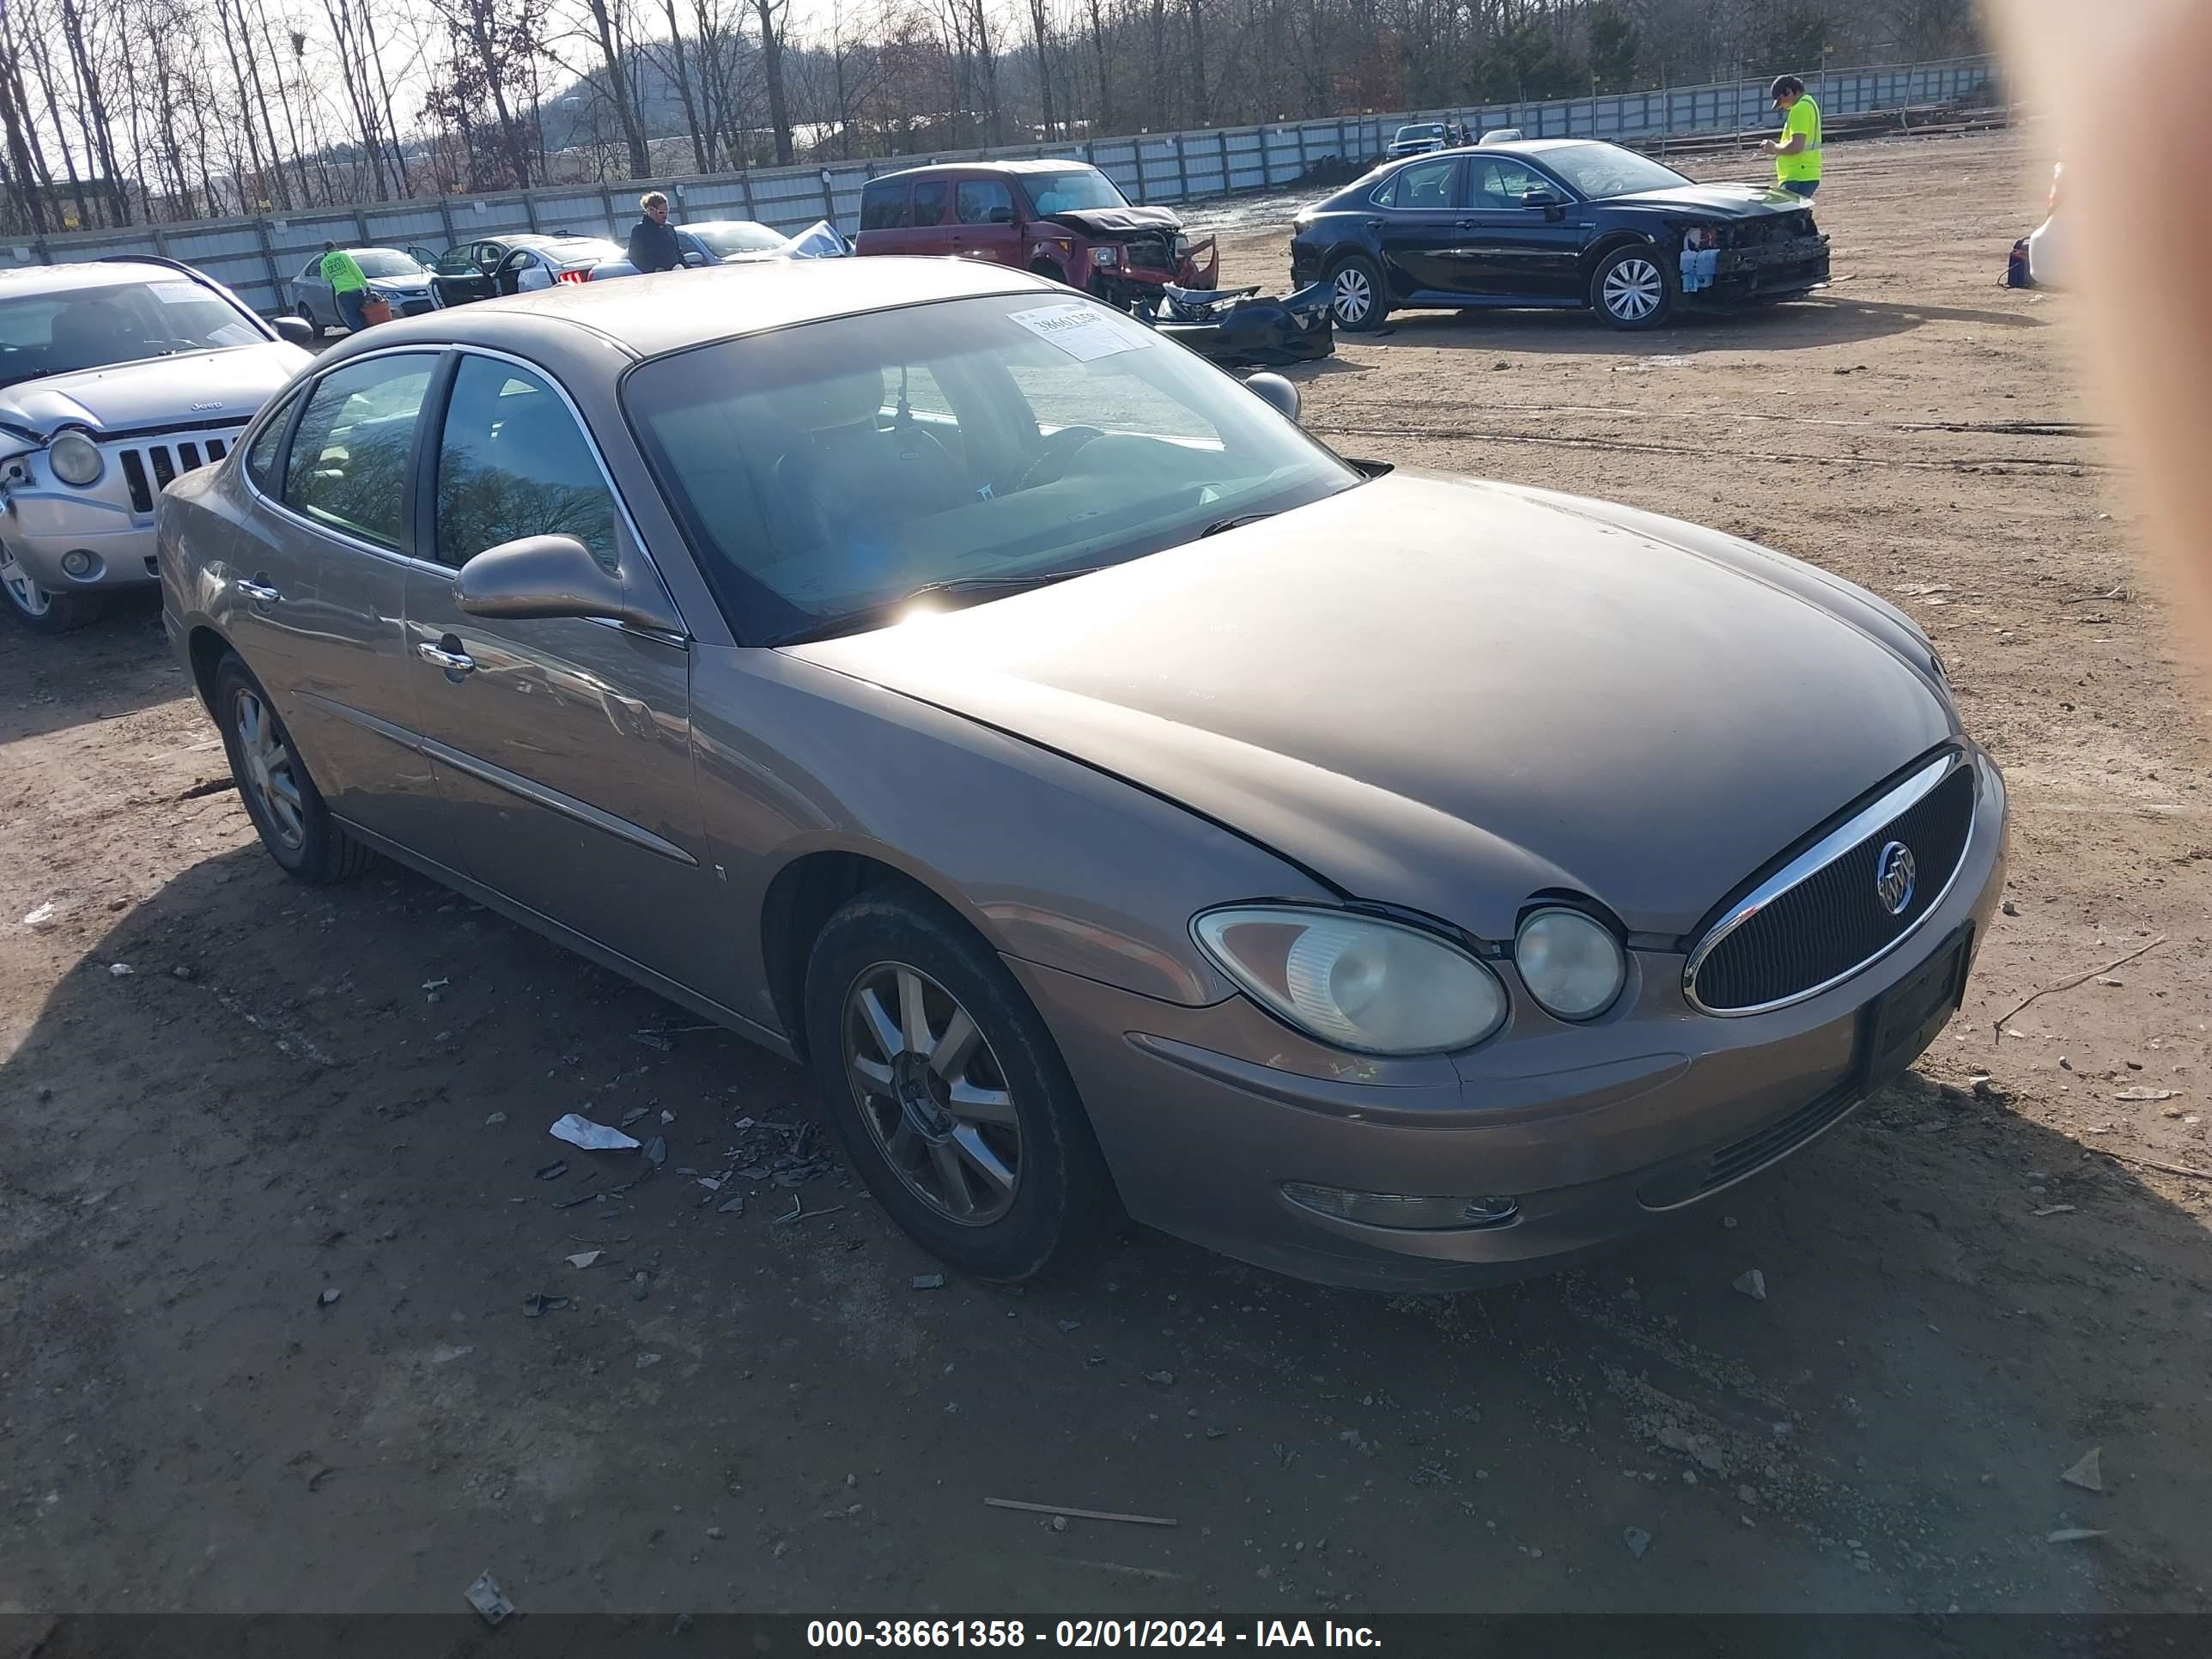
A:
804,887,1112,1281
1592,245,1676,329
212,652,371,884
1328,253,1389,331
295,301,322,337
0,541,100,634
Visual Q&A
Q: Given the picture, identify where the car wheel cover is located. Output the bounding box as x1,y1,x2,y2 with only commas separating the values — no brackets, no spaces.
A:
1333,266,1372,324
842,962,1022,1227
0,543,50,617
234,688,307,850
1603,257,1663,320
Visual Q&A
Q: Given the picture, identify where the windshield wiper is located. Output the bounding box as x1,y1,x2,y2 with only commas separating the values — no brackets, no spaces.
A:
773,568,1104,646
1196,512,1277,538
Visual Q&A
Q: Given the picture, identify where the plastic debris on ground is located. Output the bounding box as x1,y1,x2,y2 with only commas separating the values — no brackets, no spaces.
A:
1623,1526,1652,1560
550,1113,641,1152
1732,1268,1768,1301
911,1273,946,1291
464,1571,514,1626
565,1249,603,1269
2060,1448,2103,1492
522,1292,571,1318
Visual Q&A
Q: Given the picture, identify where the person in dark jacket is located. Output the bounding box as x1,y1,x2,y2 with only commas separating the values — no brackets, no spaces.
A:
626,191,682,273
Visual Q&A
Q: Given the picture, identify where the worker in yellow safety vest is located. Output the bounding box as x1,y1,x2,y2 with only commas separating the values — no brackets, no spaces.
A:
1763,76,1823,199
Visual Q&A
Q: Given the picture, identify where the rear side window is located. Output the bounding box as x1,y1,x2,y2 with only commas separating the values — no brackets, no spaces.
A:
859,183,908,230
245,388,301,492
282,354,437,550
911,181,950,225
956,179,1014,225
433,356,619,570
1382,157,1459,210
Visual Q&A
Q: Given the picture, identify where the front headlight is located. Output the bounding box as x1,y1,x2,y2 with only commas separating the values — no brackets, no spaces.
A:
1193,905,1507,1055
1514,908,1626,1021
47,428,102,487
1091,246,1121,268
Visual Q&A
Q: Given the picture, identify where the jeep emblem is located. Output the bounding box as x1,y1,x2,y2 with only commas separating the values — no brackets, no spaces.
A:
189,399,224,411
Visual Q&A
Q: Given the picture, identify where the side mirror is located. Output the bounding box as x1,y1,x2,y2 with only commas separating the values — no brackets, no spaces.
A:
988,207,1015,225
271,313,316,347
455,534,684,635
1243,371,1301,424
683,249,708,267
1521,189,1564,216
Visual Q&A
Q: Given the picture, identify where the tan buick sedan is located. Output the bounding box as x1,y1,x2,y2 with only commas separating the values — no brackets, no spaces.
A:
159,258,2006,1289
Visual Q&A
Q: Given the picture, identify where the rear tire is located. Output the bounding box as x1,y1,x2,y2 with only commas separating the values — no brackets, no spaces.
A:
212,652,372,884
0,541,101,634
804,886,1112,1282
1592,244,1676,330
1328,253,1389,331
295,301,321,337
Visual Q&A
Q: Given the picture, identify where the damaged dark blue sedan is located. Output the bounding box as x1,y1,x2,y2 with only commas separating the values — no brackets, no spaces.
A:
1289,139,1830,332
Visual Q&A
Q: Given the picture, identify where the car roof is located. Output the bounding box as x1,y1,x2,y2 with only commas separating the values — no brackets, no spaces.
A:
870,157,1100,183
679,218,775,231
341,255,1054,364
0,258,191,295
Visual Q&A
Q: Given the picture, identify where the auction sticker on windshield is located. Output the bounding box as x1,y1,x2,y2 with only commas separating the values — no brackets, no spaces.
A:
1009,302,1154,362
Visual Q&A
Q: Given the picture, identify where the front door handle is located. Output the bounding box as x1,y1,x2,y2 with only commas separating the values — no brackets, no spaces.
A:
236,578,282,604
417,640,477,674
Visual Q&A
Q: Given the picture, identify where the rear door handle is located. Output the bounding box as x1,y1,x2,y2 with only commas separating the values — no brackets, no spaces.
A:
236,578,282,604
417,641,477,674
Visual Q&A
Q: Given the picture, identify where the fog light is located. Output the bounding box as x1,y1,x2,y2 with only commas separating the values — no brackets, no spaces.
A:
1282,1182,1518,1231
59,548,100,580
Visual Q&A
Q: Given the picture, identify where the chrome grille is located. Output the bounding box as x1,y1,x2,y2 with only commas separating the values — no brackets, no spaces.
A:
1687,756,1976,1015
1121,233,1176,272
115,429,241,514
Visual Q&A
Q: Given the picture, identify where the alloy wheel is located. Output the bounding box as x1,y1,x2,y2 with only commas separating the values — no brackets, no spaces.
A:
1332,265,1373,325
842,962,1021,1226
1603,257,1664,322
0,543,51,617
234,687,307,850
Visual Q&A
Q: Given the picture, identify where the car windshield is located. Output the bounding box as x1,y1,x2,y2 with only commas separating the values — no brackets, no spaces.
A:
1536,142,1692,200
1399,125,1443,140
0,279,265,386
687,222,787,256
1025,170,1127,215
352,250,426,277
625,291,1360,643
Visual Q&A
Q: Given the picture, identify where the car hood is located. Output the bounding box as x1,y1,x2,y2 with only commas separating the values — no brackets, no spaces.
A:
1042,205,1186,239
0,341,309,438
787,471,1955,940
369,276,434,291
1600,181,1811,219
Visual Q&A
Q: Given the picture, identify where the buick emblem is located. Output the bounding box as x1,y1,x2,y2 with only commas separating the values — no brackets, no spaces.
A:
1875,841,1917,916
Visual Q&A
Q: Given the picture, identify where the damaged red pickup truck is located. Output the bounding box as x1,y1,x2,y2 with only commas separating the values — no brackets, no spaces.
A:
854,160,1218,304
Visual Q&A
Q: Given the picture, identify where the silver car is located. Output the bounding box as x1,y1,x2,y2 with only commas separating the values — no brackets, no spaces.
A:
290,246,440,333
1,258,313,632
159,259,2006,1290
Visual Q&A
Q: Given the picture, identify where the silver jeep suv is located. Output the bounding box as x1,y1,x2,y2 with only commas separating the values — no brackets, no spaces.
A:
0,256,313,633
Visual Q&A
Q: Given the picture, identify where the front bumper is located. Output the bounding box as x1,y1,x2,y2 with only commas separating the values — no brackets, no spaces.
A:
1093,240,1220,306
1012,748,2006,1291
2,488,161,591
1683,235,1832,302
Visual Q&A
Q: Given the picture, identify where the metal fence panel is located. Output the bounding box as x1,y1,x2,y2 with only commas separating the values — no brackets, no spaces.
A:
14,52,1997,312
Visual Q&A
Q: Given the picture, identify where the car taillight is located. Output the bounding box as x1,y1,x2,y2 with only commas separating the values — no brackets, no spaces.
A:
556,269,591,285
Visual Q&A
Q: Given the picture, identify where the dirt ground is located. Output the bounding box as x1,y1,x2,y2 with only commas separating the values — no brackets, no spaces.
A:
4,126,2209,1621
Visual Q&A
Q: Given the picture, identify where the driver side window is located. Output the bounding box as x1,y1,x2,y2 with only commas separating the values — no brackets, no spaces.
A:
1469,158,1545,210
434,356,621,571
